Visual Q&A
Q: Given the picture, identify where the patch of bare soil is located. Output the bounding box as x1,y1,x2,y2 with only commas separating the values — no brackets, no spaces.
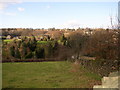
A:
70,61,80,73
70,61,102,88
88,80,102,88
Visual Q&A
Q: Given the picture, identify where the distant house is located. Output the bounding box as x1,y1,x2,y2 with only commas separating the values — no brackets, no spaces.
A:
36,34,50,41
6,35,12,39
12,36,20,40
84,29,93,35
0,36,6,40
0,36,2,40
64,33,70,37
40,36,44,41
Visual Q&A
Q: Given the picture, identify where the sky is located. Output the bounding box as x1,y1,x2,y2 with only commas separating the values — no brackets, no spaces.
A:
0,1,118,29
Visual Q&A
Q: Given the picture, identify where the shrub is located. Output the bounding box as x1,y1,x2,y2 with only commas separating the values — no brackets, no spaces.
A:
35,47,45,58
25,52,33,59
9,46,15,57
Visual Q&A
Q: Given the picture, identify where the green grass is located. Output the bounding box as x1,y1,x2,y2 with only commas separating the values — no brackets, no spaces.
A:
3,39,53,44
37,41,52,44
2,61,101,88
3,39,21,43
3,39,13,43
3,39,51,44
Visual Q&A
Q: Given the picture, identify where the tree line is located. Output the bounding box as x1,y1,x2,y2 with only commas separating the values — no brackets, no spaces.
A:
2,29,120,62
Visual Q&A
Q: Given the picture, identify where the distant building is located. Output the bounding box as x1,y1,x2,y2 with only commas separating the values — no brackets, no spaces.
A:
36,34,50,41
83,29,93,35
0,36,2,39
12,36,20,40
6,35,12,39
64,33,70,37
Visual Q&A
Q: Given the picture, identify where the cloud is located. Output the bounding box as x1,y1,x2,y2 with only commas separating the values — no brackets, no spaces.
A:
5,12,16,16
18,7,25,11
0,11,16,16
0,3,7,10
0,0,22,3
61,20,80,29
0,0,22,10
46,5,50,9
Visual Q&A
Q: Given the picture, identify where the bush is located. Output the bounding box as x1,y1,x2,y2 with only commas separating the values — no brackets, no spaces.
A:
35,47,45,58
44,42,53,58
9,46,15,57
15,48,21,59
25,52,33,59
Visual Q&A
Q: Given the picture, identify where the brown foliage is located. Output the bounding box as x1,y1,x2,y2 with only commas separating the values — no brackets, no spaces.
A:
83,30,118,60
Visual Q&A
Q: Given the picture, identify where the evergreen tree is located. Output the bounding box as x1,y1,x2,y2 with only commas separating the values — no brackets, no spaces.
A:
60,34,67,45
25,52,33,59
9,46,15,57
15,48,21,59
29,35,37,51
60,34,66,42
44,42,53,58
35,47,45,58
19,43,27,59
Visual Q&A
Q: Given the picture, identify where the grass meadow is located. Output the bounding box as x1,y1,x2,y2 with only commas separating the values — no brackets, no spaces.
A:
3,39,51,44
2,61,101,88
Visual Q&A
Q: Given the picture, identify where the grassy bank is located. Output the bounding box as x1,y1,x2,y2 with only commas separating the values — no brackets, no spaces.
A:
2,61,101,88
3,39,52,44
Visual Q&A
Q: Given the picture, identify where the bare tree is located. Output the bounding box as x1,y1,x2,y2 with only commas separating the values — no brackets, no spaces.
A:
110,15,114,29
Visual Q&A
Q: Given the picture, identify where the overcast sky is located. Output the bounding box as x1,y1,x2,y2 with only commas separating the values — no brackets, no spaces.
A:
0,1,118,29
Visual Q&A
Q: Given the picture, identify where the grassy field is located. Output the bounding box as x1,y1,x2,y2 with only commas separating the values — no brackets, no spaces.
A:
37,41,52,44
2,61,101,88
3,39,21,43
3,39,51,44
3,39,13,43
